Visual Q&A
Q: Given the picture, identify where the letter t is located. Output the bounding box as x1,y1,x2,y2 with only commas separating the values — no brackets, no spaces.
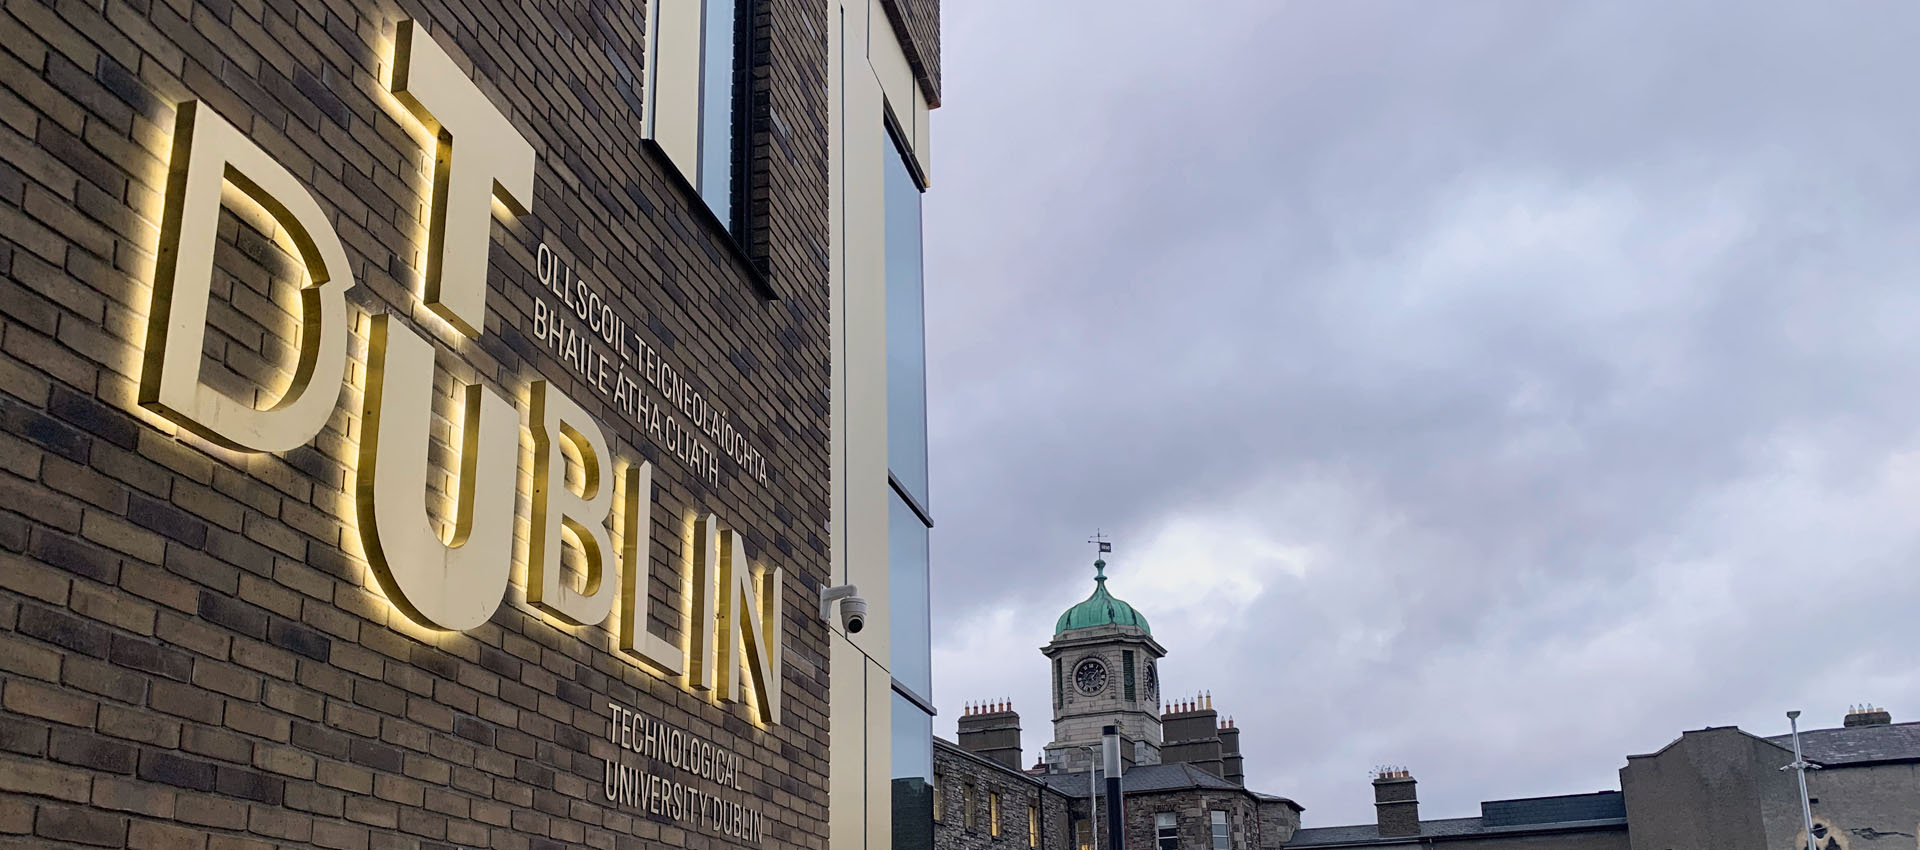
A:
391,19,536,338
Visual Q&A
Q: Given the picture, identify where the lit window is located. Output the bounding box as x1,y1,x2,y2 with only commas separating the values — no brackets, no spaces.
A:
1029,804,1041,848
990,792,1003,837
933,774,944,823
1156,812,1178,850
1211,811,1230,850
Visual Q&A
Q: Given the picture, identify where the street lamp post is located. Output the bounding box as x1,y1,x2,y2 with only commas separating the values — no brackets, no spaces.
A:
1780,710,1822,850
1080,745,1101,850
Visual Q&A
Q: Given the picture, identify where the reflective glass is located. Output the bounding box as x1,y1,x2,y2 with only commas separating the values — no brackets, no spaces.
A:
888,490,931,697
891,693,933,850
884,132,929,504
698,0,736,228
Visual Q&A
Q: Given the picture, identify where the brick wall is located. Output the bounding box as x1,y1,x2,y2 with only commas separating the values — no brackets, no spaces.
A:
0,1,842,850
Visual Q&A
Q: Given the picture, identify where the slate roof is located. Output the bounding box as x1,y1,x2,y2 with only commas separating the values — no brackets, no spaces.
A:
1037,762,1244,796
1285,792,1627,847
1765,721,1920,766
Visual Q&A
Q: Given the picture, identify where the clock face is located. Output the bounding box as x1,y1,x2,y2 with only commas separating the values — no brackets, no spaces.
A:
1144,662,1158,698
1074,658,1108,695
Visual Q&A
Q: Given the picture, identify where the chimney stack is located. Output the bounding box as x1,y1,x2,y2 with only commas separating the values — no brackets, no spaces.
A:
1219,716,1244,785
1160,693,1226,778
1845,704,1893,727
958,700,1025,770
1373,767,1419,838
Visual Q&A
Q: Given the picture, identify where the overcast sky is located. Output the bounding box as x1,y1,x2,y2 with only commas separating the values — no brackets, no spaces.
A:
919,0,1920,827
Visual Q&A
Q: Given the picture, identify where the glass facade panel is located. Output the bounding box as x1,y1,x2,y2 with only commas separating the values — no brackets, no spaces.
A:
888,491,931,697
698,0,737,227
884,131,929,505
891,692,933,850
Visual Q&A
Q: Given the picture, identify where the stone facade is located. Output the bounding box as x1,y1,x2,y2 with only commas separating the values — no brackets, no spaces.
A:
934,740,1071,850
1114,787,1294,850
1288,711,1919,848
1044,623,1166,772
1620,722,1920,850
0,0,888,849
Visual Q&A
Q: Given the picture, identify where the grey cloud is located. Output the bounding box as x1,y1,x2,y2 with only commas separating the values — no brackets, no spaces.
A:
923,0,1920,825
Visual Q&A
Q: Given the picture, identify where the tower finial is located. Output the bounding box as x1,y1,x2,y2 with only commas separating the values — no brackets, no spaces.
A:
1088,529,1113,568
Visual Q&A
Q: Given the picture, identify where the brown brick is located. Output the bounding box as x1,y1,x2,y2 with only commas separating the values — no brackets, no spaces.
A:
310,818,367,850
80,508,166,562
0,753,91,801
92,775,175,816
137,750,216,791
148,678,223,724
70,581,157,635
49,728,138,772
3,678,97,726
179,724,251,763
173,794,248,830
128,820,207,850
0,715,48,756
0,794,28,834
96,703,179,747
34,803,127,847
0,631,63,681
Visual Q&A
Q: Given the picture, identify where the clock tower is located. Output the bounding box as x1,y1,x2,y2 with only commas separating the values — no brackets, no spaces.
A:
1042,558,1168,772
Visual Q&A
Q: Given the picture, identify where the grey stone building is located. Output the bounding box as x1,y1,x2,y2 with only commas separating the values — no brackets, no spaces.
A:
1287,705,1920,849
935,559,1918,850
932,560,1304,850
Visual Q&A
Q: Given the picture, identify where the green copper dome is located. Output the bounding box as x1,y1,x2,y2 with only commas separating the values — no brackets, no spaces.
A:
1054,560,1150,635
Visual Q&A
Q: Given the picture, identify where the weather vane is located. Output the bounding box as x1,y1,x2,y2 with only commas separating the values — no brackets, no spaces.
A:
1088,529,1112,557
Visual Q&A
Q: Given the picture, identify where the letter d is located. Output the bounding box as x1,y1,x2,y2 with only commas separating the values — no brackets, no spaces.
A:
141,101,353,452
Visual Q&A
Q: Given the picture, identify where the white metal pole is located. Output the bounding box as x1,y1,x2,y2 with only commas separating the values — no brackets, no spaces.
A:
1091,763,1100,850
1785,711,1818,850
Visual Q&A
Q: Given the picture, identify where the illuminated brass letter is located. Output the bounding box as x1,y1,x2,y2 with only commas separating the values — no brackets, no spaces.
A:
141,101,352,451
391,19,536,338
528,381,616,625
715,529,783,725
356,315,518,631
617,462,683,675
686,514,722,691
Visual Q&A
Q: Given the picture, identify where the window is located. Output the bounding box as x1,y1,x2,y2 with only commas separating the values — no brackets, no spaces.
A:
696,0,739,227
887,492,930,697
932,774,944,823
884,126,929,505
1029,804,1041,848
964,785,977,830
1076,818,1091,850
990,792,1002,838
890,693,933,850
1211,811,1230,850
1156,813,1178,850
644,0,751,234
881,126,934,850
1054,658,1063,708
1123,650,1136,701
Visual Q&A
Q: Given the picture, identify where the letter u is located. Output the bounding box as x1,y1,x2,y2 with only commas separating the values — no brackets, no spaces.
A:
357,314,518,631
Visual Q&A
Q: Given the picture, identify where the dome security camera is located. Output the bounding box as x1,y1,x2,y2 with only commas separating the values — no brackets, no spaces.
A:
840,596,868,633
819,585,867,634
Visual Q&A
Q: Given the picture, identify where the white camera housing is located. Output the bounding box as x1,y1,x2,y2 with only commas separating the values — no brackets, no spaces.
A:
819,584,867,634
